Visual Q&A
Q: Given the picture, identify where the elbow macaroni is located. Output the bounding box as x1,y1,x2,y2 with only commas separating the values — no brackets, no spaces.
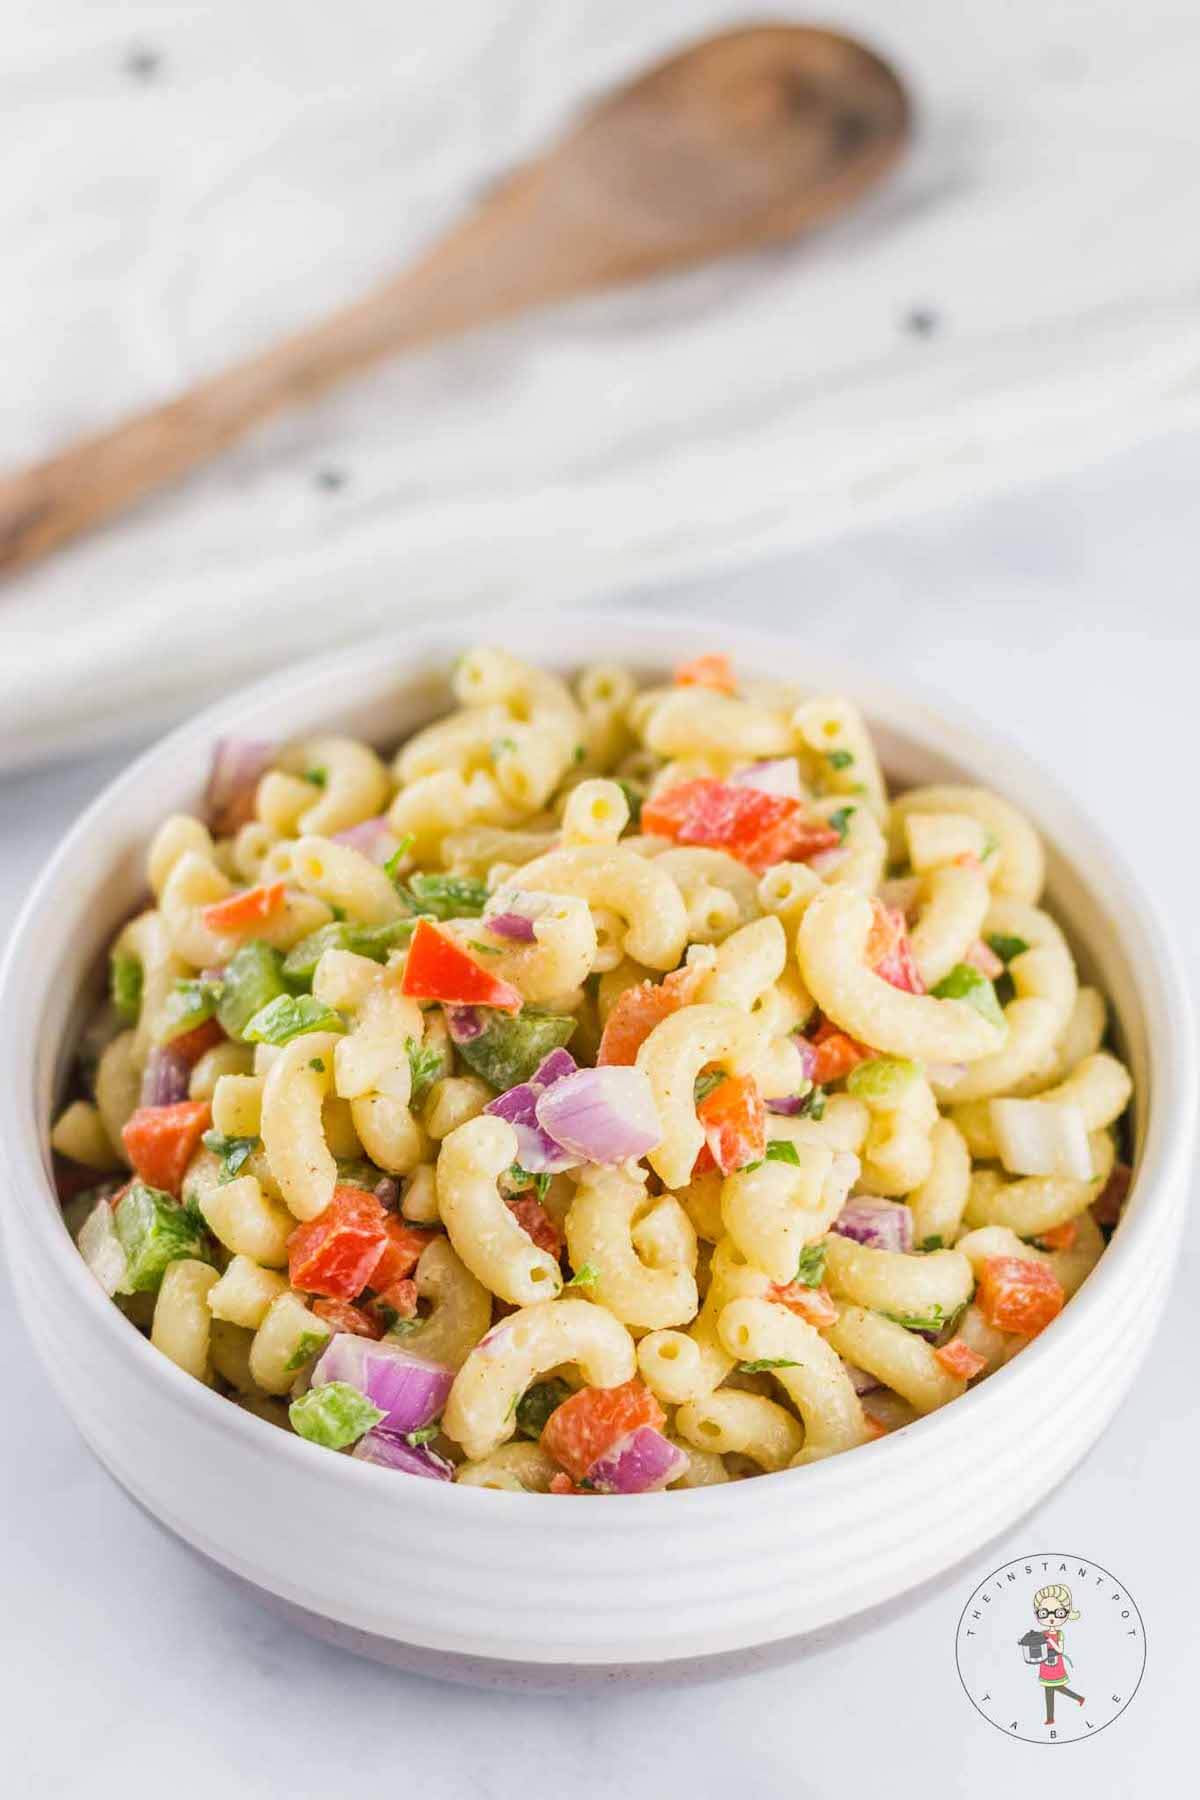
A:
53,645,1135,1497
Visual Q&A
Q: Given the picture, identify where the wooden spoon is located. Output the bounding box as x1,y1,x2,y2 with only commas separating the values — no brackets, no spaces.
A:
0,24,908,574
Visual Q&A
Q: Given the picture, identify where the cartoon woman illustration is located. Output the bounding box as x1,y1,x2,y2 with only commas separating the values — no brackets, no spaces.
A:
1019,1584,1086,1726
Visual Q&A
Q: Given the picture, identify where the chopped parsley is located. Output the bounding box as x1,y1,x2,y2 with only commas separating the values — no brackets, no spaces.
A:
765,1139,801,1166
308,1057,326,1073
200,1130,260,1184
283,1328,329,1374
826,748,855,771
243,992,347,1045
403,1424,441,1447
491,737,518,759
986,932,1030,965
467,939,502,956
918,1234,944,1252
617,781,643,829
406,1037,445,1108
739,1358,800,1373
794,1242,827,1288
395,872,489,919
382,835,415,882
572,745,586,765
693,1070,725,1106
565,1262,598,1289
884,1305,946,1334
508,1163,552,1202
827,805,855,842
515,1377,572,1440
109,951,143,1025
791,1084,827,1120
303,767,328,788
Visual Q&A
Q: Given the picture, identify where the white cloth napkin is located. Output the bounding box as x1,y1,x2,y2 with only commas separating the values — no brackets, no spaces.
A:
6,0,1200,769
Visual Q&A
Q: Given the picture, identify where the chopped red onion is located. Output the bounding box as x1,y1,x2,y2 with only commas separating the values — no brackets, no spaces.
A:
484,1047,581,1173
534,1067,662,1164
832,1198,914,1253
484,911,537,943
486,1080,579,1174
374,1177,401,1211
204,738,275,836
842,1359,881,1396
140,1045,190,1107
771,1035,819,1107
532,1048,577,1087
587,1427,689,1494
445,1005,485,1044
313,1335,453,1433
352,1429,454,1480
333,816,402,865
483,888,558,941
729,758,804,799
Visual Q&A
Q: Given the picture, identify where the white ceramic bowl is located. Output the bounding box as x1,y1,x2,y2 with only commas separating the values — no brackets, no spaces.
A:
2,611,1193,1688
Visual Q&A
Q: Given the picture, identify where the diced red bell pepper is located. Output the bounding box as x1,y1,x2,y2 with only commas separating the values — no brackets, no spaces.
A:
287,1185,389,1299
312,1297,384,1339
768,1281,839,1328
801,1018,872,1085
370,1215,437,1289
400,918,522,1013
507,1194,563,1259
867,901,925,995
1036,1219,1078,1253
168,1017,225,1067
541,1378,665,1483
1092,1162,1132,1229
976,1255,1065,1337
641,778,840,873
201,880,288,936
121,1100,212,1197
933,1337,988,1380
597,962,709,1066
696,1073,766,1176
548,1472,589,1495
861,1411,889,1440
674,652,736,694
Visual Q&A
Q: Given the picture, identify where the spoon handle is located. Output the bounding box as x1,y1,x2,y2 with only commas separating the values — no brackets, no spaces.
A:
0,166,605,575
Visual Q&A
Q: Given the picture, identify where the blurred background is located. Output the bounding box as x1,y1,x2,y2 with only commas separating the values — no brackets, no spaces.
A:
3,7,1197,1794
4,0,1200,762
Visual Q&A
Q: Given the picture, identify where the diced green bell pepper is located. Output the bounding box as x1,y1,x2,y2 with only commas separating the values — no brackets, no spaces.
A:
931,964,1006,1030
454,1010,576,1092
281,916,418,986
243,992,346,1046
289,1382,384,1449
216,941,290,1040
114,1180,213,1293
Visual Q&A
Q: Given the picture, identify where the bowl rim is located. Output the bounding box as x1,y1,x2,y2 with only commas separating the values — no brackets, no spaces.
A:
2,605,1194,1532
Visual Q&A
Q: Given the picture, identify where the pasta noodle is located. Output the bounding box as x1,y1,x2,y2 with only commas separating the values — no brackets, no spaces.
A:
51,645,1134,1498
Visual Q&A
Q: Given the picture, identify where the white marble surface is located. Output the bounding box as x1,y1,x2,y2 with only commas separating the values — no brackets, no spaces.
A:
7,1,1200,765
1,427,1196,1795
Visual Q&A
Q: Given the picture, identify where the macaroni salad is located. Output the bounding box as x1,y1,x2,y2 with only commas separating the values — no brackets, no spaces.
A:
52,649,1134,1495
